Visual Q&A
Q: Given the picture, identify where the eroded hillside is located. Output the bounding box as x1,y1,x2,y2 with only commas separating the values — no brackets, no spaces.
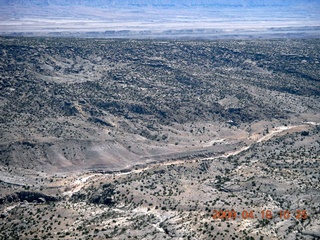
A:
0,37,319,239
1,37,319,172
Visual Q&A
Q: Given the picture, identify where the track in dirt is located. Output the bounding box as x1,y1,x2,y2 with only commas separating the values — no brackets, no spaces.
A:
63,122,317,195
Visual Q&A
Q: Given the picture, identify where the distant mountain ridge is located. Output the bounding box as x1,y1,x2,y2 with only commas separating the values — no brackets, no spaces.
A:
0,0,318,7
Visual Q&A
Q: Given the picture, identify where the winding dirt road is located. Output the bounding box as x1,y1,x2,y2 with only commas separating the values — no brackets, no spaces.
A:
62,122,317,195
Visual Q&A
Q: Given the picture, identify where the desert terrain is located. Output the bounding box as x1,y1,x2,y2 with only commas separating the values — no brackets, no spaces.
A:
0,37,319,239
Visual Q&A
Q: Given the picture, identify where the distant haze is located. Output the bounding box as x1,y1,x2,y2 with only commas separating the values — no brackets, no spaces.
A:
0,0,318,7
0,0,319,38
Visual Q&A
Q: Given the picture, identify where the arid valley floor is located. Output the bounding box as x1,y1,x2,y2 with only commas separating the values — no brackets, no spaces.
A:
0,37,319,239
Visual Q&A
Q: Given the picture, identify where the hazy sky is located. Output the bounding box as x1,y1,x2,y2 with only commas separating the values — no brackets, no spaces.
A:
0,0,319,7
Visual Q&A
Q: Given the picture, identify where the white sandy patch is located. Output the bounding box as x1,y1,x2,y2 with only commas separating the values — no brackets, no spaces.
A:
203,139,225,147
63,174,102,196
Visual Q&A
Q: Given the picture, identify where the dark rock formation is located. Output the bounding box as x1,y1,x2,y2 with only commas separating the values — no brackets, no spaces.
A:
0,191,58,204
71,183,115,206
